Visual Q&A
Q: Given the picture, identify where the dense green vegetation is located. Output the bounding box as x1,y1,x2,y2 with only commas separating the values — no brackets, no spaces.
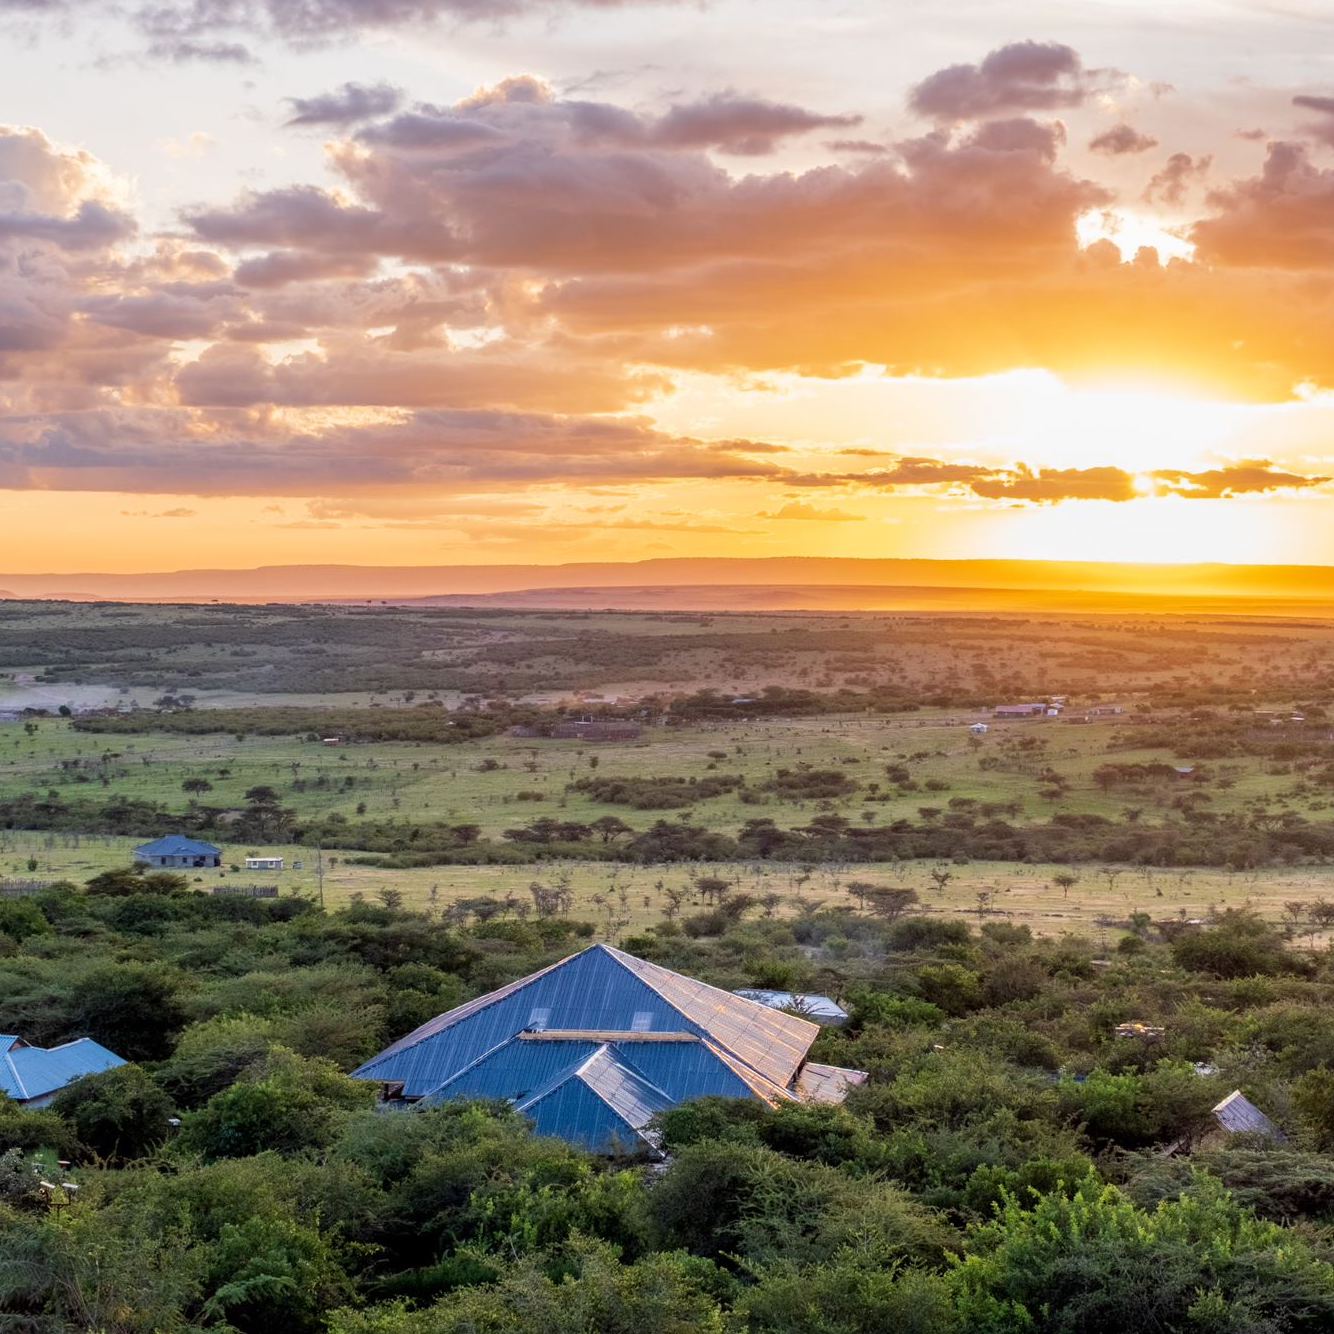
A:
4,602,1334,1328
8,871,1334,1330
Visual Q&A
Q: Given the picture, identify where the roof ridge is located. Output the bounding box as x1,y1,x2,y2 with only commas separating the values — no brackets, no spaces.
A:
600,943,818,1084
2,1044,28,1100
696,1037,796,1107
416,1032,534,1101
356,945,604,1069
515,1042,612,1111
599,1043,677,1106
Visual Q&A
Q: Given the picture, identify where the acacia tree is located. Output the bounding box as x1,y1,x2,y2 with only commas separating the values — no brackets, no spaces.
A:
1053,872,1079,900
864,887,919,922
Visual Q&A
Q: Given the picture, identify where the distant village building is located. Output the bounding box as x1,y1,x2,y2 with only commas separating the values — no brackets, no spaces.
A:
993,703,1049,719
1090,704,1126,717
1,1034,125,1108
134,835,222,869
1114,1021,1166,1042
353,944,867,1153
969,722,990,735
244,856,285,872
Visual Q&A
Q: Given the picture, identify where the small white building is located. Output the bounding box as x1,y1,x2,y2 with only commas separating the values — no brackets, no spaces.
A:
969,722,990,735
244,856,285,872
733,989,849,1025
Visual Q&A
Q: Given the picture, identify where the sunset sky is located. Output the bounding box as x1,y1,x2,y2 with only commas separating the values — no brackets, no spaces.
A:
4,0,1334,571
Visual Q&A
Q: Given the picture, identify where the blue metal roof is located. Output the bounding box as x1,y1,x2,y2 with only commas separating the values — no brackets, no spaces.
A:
1,1035,126,1104
420,1031,784,1112
354,943,817,1098
352,944,868,1152
134,836,221,857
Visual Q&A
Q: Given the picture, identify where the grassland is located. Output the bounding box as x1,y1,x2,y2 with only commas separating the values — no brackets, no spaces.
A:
2,601,1332,939
3,707,1331,834
5,828,1331,941
3,706,1333,939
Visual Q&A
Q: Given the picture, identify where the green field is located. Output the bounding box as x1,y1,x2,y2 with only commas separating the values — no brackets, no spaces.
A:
4,710,1331,836
1,603,1331,939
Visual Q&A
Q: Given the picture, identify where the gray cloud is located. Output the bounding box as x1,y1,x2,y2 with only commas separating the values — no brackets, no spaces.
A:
287,82,403,127
1144,151,1211,205
647,93,862,155
794,458,1327,504
0,0,681,58
1293,93,1334,146
0,405,788,494
1089,123,1158,155
0,200,134,251
909,40,1119,121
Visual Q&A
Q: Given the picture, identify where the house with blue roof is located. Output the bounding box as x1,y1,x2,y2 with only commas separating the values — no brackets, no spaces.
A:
1,1035,126,1108
134,835,222,869
352,943,867,1153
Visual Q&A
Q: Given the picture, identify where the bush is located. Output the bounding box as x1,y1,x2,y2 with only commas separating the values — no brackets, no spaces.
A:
176,1049,373,1161
951,1174,1334,1331
889,918,972,951
849,992,946,1029
50,1064,174,1163
66,962,189,1062
915,964,983,1017
85,866,191,898
328,1239,728,1334
1171,911,1302,979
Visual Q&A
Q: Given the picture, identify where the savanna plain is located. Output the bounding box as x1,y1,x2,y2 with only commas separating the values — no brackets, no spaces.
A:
6,600,1334,1331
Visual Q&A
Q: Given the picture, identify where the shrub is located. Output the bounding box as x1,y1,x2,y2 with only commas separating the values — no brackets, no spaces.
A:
50,1064,174,1163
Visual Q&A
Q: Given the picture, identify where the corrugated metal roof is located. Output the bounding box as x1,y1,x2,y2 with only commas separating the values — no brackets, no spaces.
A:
796,1061,869,1105
0,1035,126,1103
420,1035,604,1105
133,835,220,857
733,990,849,1024
353,944,864,1149
353,943,819,1098
602,945,817,1087
551,1046,674,1127
417,1031,790,1111
1212,1090,1283,1140
519,1069,655,1153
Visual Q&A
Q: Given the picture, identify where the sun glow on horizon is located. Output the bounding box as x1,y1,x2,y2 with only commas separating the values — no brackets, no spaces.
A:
964,492,1300,565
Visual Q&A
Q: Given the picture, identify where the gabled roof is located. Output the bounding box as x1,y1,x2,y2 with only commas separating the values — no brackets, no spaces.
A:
134,835,220,856
1212,1090,1283,1140
0,1035,126,1103
517,1044,676,1150
354,943,819,1098
420,1029,795,1113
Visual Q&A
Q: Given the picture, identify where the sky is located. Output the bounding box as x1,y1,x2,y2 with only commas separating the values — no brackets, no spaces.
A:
3,0,1334,572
